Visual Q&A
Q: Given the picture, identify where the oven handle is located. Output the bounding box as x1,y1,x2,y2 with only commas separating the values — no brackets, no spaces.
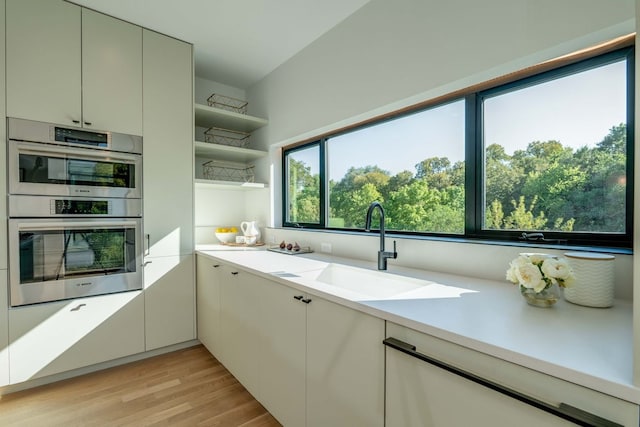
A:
14,220,140,231
12,140,140,163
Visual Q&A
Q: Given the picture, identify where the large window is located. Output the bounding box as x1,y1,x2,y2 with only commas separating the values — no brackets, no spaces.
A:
283,45,634,248
328,100,465,232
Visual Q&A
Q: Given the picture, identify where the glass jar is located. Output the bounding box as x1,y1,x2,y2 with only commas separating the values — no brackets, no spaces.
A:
520,284,559,308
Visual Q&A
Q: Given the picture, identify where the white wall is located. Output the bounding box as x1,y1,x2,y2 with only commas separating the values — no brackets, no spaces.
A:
247,0,636,297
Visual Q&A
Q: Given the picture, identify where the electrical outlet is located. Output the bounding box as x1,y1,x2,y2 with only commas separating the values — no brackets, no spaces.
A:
320,243,332,253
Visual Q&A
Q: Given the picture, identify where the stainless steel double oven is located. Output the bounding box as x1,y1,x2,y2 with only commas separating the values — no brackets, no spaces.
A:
7,118,143,307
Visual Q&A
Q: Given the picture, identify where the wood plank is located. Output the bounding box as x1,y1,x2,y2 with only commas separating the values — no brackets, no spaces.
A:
0,345,280,427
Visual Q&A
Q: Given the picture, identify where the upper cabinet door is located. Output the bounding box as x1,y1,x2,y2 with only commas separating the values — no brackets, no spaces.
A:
142,29,193,256
82,9,142,135
6,0,82,126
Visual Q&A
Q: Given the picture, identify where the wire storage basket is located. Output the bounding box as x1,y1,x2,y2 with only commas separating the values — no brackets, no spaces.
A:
202,160,255,183
207,94,248,114
204,127,250,148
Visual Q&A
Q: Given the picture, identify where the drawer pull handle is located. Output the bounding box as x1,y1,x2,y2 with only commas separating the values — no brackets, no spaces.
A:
84,121,92,126
383,337,621,427
231,271,239,276
70,303,86,312
293,295,304,300
213,264,220,268
72,119,80,124
301,298,312,304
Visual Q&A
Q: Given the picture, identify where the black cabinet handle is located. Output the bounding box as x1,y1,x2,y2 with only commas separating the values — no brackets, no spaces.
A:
72,119,80,124
70,303,86,312
383,337,621,427
84,121,92,126
213,264,220,268
231,271,239,276
293,295,304,300
301,298,312,304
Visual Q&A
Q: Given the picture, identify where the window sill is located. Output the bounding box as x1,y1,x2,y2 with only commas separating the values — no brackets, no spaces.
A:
276,226,632,256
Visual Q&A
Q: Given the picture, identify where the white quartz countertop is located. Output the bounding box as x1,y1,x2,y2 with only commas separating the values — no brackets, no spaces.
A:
196,248,639,404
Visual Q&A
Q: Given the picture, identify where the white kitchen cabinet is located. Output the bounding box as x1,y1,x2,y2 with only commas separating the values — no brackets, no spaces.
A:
6,0,142,135
6,0,81,127
0,0,6,271
385,322,639,427
0,270,9,387
81,8,142,135
255,278,307,427
197,257,385,426
143,29,193,257
218,266,261,394
141,30,194,352
196,257,223,357
306,297,385,427
386,347,572,426
144,255,195,351
8,291,144,384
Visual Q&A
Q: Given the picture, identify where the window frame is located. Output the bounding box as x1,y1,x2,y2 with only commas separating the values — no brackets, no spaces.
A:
282,140,326,228
282,44,635,249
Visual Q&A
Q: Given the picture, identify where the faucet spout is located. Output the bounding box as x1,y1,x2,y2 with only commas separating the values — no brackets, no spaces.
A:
365,201,398,270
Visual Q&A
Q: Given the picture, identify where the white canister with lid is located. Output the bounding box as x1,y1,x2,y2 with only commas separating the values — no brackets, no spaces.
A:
563,252,615,308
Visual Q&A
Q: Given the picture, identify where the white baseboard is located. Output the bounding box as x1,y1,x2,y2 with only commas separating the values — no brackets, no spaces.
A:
0,339,200,396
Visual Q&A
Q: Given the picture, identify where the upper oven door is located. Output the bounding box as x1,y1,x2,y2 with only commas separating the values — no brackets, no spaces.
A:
9,140,141,199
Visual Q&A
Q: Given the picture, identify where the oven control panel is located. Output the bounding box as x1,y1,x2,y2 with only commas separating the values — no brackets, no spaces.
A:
52,199,111,215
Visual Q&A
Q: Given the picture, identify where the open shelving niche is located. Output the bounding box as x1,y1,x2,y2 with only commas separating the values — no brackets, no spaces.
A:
194,102,268,189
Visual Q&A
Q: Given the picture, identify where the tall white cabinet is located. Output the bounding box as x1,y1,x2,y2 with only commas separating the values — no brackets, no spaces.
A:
2,1,195,387
142,29,195,351
0,0,9,386
6,0,142,135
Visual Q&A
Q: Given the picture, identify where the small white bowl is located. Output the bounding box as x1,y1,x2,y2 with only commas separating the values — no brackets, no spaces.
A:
215,232,237,243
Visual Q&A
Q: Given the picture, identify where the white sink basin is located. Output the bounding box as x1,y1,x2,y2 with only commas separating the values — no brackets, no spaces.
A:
315,263,431,299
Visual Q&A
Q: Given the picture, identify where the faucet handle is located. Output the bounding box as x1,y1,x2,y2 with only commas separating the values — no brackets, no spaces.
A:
392,240,398,258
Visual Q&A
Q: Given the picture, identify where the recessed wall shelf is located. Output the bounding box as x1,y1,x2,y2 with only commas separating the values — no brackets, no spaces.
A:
195,179,268,190
194,103,268,132
194,141,267,163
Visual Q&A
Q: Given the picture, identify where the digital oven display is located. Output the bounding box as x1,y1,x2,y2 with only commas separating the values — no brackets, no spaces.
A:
54,126,108,147
54,199,110,215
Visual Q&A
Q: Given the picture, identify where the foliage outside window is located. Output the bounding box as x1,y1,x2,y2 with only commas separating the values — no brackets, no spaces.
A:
283,46,634,248
284,144,321,225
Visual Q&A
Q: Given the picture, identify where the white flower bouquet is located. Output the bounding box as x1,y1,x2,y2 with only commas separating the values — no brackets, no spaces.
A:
506,253,574,293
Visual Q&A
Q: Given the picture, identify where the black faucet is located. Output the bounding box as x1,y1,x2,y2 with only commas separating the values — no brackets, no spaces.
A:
365,201,398,270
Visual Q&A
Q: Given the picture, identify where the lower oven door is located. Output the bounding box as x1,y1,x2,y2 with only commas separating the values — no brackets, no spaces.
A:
9,218,143,307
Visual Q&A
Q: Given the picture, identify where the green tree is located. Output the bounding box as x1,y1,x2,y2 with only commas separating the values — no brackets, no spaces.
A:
415,157,453,190
287,158,319,223
330,166,390,227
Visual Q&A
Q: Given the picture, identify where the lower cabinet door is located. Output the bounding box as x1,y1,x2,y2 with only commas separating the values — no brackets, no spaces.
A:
255,278,306,427
218,267,261,394
0,270,9,387
386,346,573,427
306,297,385,427
195,256,222,358
9,291,144,384
144,254,195,351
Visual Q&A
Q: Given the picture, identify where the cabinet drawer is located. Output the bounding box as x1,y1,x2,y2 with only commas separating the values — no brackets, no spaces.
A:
9,291,144,384
386,322,638,426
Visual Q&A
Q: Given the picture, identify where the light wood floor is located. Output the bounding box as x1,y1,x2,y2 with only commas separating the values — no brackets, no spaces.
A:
0,345,281,427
